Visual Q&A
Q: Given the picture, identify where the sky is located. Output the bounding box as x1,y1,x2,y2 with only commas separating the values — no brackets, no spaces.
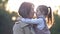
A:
5,0,60,13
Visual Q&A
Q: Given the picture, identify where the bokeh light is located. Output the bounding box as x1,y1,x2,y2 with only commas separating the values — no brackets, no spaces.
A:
12,16,16,21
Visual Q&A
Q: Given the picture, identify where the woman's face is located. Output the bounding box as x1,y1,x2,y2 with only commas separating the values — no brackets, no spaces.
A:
28,5,34,18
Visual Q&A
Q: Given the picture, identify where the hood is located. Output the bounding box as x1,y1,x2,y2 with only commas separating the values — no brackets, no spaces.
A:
15,16,28,28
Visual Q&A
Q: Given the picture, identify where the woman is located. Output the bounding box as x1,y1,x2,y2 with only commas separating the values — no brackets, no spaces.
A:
13,2,35,34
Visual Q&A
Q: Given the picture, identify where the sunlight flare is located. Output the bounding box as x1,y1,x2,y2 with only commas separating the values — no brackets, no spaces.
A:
12,16,16,21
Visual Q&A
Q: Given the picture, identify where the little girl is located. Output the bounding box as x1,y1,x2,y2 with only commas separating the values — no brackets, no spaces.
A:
20,5,52,34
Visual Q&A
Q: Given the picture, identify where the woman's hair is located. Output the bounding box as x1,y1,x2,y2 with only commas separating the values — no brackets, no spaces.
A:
18,2,34,18
36,5,54,28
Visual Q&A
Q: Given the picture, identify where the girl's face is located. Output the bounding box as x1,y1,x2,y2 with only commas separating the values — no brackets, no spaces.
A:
28,5,34,18
36,9,42,17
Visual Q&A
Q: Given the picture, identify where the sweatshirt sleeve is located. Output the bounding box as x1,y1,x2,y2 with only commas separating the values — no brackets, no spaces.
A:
37,20,45,30
21,18,45,30
21,18,43,24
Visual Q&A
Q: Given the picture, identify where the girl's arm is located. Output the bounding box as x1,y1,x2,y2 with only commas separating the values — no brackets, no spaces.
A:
20,18,44,24
21,18,45,30
37,21,45,30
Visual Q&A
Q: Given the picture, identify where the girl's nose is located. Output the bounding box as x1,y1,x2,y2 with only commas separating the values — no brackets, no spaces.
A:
34,11,36,13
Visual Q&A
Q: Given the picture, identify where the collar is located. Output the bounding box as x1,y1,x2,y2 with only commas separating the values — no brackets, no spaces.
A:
37,15,45,18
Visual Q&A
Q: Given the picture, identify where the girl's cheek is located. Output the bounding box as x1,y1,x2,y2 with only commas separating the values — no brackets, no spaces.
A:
36,12,39,15
36,13,38,15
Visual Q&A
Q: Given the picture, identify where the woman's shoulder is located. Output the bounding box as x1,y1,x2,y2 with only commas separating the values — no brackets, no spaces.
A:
15,16,29,28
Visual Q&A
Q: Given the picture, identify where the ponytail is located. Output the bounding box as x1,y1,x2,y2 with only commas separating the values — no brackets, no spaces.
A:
48,7,52,24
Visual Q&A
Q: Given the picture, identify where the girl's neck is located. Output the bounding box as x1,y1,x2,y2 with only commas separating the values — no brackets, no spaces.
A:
38,15,45,18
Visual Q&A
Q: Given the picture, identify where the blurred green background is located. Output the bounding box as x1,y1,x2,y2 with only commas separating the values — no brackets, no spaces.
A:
0,0,18,34
50,14,60,34
0,0,60,34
